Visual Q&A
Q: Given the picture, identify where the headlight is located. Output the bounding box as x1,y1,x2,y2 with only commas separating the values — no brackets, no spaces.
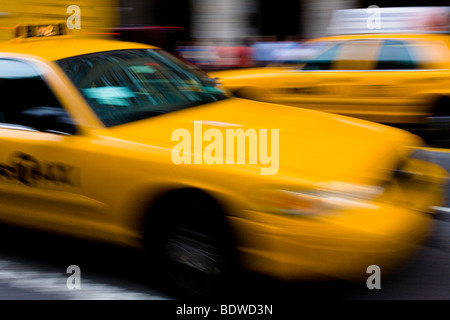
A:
249,183,383,217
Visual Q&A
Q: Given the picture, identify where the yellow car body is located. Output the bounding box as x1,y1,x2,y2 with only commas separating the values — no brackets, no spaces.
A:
0,25,446,294
210,33,450,134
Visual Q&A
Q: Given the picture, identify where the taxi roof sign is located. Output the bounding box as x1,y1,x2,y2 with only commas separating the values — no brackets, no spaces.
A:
14,22,68,39
328,7,450,35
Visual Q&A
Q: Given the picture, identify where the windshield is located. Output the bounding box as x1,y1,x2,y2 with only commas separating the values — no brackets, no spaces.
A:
56,49,229,127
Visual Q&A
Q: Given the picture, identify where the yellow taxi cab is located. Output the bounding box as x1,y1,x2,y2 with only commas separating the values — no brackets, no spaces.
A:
0,22,446,297
210,7,450,146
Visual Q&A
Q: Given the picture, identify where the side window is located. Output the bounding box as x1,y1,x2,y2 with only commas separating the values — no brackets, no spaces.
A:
375,40,417,70
332,39,381,70
0,59,72,133
302,42,343,70
410,40,450,69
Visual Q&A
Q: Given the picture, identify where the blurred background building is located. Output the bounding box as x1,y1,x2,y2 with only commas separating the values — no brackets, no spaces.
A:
119,0,450,41
118,0,450,68
1,0,450,68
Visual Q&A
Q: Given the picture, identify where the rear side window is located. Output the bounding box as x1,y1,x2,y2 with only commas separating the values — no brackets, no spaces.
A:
332,39,380,70
375,40,417,70
411,39,450,69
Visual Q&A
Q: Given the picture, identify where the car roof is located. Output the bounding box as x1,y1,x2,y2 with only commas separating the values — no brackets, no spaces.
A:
0,37,158,61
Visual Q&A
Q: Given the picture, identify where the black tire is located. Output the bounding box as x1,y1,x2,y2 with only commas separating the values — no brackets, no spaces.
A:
145,192,237,298
426,97,450,147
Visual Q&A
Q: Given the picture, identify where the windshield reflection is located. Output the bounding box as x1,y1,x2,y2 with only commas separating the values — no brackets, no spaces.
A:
57,49,229,127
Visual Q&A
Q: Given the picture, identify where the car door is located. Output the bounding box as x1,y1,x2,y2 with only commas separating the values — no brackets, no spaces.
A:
267,41,344,109
268,39,381,116
0,58,113,239
312,39,383,119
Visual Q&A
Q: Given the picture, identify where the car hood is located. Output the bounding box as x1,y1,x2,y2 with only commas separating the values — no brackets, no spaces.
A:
106,98,420,185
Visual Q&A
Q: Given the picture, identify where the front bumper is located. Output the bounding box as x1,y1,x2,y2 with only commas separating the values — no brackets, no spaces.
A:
230,160,447,282
230,206,434,282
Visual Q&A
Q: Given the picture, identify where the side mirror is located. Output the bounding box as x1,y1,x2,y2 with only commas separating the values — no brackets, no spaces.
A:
232,86,265,101
21,106,77,135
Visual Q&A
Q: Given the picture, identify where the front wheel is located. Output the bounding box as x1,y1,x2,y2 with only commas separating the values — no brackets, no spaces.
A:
146,193,237,298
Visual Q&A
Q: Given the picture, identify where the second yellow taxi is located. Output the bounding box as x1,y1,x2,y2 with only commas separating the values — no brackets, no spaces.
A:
210,7,450,145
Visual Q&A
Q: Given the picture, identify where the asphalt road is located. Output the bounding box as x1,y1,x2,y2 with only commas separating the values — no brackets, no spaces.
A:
0,148,449,301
